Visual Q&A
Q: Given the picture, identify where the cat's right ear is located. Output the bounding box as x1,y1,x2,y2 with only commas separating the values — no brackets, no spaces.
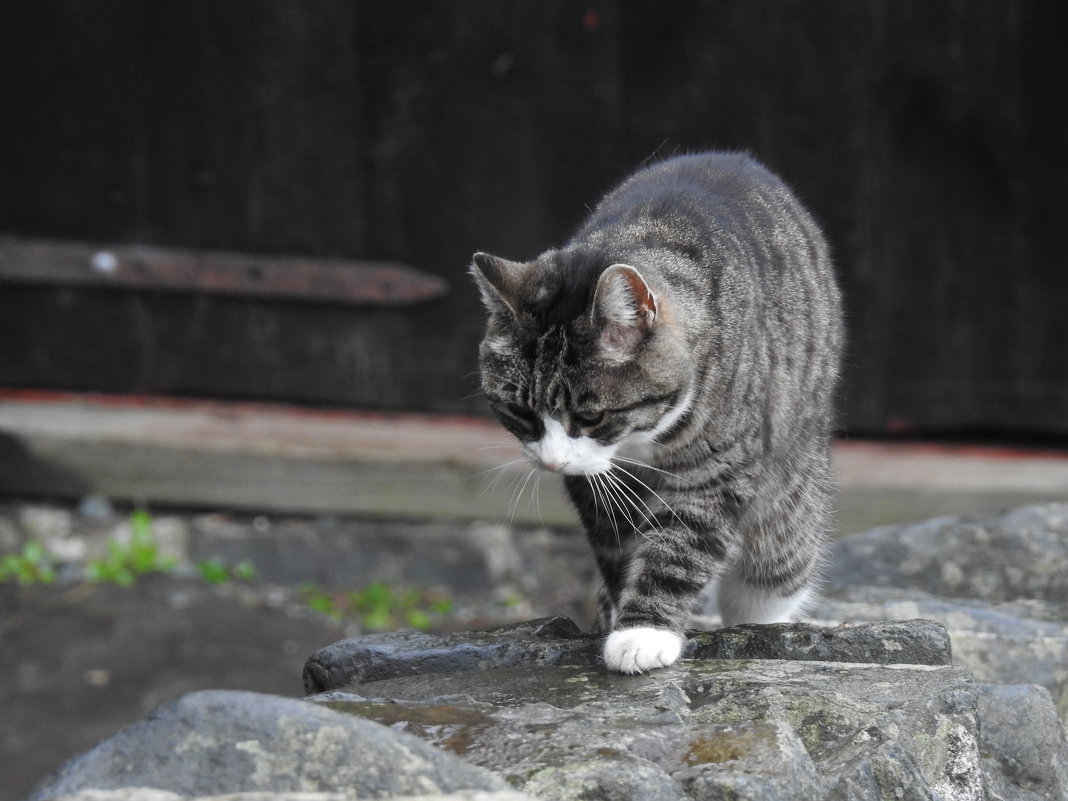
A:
470,252,527,317
591,263,657,363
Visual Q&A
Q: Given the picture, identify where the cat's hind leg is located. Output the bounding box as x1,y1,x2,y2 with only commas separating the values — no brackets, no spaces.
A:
715,566,814,626
717,461,830,627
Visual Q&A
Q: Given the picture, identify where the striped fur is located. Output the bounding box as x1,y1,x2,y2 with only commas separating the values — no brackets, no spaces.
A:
472,152,843,672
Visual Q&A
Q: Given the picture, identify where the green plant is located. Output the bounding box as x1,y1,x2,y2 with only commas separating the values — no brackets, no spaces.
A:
196,557,257,584
2,512,261,590
300,581,453,631
86,509,177,586
0,540,57,585
232,560,257,581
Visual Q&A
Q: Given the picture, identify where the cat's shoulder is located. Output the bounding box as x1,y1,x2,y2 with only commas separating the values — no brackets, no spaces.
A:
599,151,783,207
648,150,783,187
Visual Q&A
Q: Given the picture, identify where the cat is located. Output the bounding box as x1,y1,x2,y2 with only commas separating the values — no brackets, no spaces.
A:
471,151,843,673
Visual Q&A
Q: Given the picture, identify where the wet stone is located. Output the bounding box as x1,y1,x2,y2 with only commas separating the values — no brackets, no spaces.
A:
30,504,1068,801
302,615,595,694
310,645,983,800
685,618,952,666
302,617,976,798
304,615,953,695
28,690,509,800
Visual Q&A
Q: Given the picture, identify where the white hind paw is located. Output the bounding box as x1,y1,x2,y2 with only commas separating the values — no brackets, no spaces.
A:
603,627,683,674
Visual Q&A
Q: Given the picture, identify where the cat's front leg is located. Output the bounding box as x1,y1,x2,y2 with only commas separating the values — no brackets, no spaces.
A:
602,521,728,674
590,584,618,634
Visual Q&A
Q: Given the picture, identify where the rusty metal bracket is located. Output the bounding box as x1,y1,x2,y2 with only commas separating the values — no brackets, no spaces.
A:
0,238,448,305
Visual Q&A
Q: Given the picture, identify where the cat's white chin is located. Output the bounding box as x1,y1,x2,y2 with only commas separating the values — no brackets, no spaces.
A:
525,415,618,475
524,447,615,476
603,627,683,674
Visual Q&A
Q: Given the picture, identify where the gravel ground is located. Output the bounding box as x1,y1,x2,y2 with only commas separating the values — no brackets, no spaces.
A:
0,575,344,801
0,501,567,801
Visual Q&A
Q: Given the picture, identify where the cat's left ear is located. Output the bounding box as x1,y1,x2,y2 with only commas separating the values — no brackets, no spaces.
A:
591,264,657,362
470,252,529,317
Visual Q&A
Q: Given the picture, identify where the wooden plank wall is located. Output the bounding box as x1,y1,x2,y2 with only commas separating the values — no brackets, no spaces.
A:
1,1,1065,435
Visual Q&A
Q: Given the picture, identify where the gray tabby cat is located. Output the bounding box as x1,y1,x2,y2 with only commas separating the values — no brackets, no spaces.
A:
471,152,843,673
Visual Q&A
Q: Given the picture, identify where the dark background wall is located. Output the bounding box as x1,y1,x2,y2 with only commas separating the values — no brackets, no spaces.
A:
2,1,1066,436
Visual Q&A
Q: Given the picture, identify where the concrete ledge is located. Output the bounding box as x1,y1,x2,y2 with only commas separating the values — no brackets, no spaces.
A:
0,391,573,525
1,390,1066,531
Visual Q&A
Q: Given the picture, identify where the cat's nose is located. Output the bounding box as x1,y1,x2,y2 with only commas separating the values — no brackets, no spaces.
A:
540,456,568,472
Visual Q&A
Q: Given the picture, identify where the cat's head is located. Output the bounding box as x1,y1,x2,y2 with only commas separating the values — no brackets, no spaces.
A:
471,251,694,476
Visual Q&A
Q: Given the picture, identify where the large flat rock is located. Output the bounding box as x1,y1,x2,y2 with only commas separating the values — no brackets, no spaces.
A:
302,616,953,695
304,617,984,800
28,608,1068,801
316,658,983,799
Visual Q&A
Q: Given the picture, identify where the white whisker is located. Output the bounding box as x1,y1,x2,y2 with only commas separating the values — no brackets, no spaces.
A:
603,471,661,543
474,443,524,453
507,469,537,524
475,460,530,501
602,471,658,550
585,475,601,526
600,472,638,529
612,464,687,531
612,455,683,481
496,464,531,505
588,474,622,551
604,472,654,527
531,472,545,524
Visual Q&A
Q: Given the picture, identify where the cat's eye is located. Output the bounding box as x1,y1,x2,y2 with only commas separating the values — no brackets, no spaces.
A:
504,403,537,428
573,410,606,428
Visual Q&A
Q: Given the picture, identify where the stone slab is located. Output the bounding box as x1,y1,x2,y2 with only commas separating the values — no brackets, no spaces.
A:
2,392,1066,528
306,623,983,800
302,616,952,695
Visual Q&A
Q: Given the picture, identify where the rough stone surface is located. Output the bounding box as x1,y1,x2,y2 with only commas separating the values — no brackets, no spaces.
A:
315,659,981,800
977,684,1068,801
28,691,509,801
302,616,596,694
687,619,952,666
824,503,1068,603
304,617,981,800
304,616,952,695
797,503,1068,800
0,575,347,801
23,503,1068,801
49,793,533,801
807,584,1068,723
686,504,1068,730
799,504,1068,726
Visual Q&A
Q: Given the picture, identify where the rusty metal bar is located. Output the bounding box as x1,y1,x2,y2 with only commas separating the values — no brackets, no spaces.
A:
0,238,448,305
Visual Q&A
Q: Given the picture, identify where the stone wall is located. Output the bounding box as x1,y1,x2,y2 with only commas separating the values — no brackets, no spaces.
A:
23,504,1068,801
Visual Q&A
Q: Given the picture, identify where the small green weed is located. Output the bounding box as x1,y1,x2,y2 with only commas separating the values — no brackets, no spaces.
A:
86,509,177,586
2,509,261,590
196,557,257,584
300,581,453,631
0,541,57,585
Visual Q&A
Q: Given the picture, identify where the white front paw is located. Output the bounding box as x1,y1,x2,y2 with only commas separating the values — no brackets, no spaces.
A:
603,627,683,674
